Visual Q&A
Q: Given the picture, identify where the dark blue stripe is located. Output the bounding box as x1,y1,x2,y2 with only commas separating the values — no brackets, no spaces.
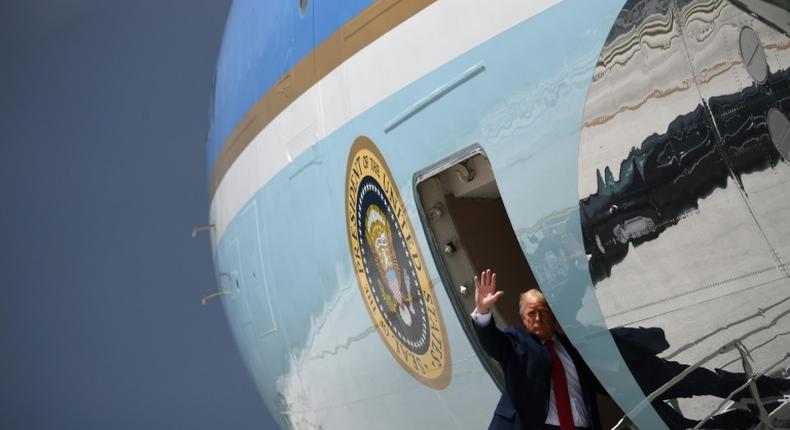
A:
207,0,378,171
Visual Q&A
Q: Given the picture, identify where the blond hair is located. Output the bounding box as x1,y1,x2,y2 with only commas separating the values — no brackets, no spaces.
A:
519,289,546,317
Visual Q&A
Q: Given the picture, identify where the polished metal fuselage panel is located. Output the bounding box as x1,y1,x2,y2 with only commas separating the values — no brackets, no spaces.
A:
580,0,790,424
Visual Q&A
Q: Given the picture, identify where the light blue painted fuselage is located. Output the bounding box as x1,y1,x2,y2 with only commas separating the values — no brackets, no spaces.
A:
208,0,790,428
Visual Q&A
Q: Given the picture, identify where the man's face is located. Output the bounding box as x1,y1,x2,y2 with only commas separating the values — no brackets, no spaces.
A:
521,297,556,341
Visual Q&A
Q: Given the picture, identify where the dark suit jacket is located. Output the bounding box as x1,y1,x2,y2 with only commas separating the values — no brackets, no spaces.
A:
474,319,602,430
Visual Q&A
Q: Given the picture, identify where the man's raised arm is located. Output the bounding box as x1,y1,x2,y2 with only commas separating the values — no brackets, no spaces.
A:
474,268,504,316
472,269,512,364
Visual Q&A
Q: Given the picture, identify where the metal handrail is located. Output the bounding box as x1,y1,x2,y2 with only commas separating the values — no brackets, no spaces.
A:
693,352,790,430
612,341,739,430
611,339,790,430
692,342,773,430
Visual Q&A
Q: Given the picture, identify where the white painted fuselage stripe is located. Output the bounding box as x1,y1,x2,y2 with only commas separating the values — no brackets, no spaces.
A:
209,0,562,244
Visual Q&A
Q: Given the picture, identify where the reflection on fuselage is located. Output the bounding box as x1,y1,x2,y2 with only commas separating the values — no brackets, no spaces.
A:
578,0,790,427
581,66,790,282
207,0,790,427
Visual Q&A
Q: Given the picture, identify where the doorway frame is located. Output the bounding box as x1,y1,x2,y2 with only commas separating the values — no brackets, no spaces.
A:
412,143,505,390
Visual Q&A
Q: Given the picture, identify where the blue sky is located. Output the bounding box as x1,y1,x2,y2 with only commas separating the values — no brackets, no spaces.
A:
1,1,277,428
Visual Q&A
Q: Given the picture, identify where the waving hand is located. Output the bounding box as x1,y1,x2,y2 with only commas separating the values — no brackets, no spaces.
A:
474,269,503,315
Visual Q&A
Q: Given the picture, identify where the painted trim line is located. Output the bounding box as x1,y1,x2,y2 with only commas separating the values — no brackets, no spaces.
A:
209,0,435,201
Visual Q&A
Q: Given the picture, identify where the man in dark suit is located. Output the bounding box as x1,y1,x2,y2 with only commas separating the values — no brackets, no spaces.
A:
472,269,602,430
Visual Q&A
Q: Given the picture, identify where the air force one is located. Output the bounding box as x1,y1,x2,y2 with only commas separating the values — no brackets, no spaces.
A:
202,0,790,428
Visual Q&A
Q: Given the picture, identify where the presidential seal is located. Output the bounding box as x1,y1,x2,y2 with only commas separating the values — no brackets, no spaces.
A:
345,136,451,389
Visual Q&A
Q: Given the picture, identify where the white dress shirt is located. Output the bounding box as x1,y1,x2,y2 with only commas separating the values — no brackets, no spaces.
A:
471,309,590,427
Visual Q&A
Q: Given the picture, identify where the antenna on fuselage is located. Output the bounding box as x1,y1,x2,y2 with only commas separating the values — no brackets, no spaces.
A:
201,272,235,305
191,224,215,238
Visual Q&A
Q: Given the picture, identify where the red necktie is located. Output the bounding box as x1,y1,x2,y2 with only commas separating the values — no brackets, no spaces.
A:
546,340,575,430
